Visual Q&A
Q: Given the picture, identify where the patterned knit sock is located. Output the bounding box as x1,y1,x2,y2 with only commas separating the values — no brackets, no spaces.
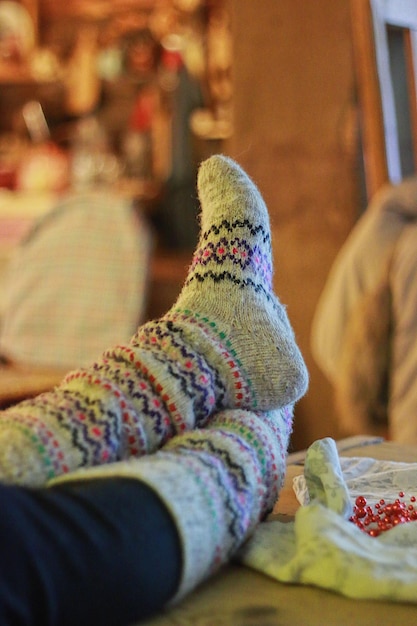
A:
51,405,293,603
137,154,308,413
0,155,307,487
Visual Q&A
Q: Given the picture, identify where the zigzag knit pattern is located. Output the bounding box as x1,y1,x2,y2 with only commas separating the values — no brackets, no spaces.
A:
0,324,226,485
0,297,285,487
186,218,273,298
159,406,293,601
51,406,293,603
0,155,308,488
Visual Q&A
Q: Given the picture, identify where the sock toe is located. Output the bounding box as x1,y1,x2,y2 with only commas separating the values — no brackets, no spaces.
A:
197,155,269,230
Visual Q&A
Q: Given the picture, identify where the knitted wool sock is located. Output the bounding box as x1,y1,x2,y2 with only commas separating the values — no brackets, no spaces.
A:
0,155,307,487
51,405,293,603
134,154,308,413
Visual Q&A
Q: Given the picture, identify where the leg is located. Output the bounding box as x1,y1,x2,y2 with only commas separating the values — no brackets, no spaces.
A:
53,405,293,609
0,155,308,487
0,478,181,626
0,406,289,624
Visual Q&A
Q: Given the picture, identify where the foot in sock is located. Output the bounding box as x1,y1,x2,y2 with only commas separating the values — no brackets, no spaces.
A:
0,155,308,487
51,405,293,603
135,155,308,412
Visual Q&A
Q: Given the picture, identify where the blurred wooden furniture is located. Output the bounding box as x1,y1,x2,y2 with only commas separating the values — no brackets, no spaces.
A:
146,248,190,320
0,363,66,408
140,439,417,626
0,251,188,409
351,0,417,199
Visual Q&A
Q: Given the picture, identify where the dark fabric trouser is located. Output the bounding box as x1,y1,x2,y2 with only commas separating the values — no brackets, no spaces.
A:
0,478,182,626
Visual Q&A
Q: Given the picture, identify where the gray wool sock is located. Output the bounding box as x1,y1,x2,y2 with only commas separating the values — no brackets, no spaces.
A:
51,405,294,603
0,156,308,488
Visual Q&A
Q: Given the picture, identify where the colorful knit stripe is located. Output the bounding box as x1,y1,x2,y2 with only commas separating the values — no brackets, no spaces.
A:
165,308,256,408
169,449,236,572
132,319,223,423
63,370,149,458
0,412,71,479
191,236,273,289
94,341,215,438
92,346,177,445
209,417,271,483
50,406,290,603
187,220,273,297
5,360,180,482
170,434,262,548
209,409,291,515
7,393,116,473
164,438,263,572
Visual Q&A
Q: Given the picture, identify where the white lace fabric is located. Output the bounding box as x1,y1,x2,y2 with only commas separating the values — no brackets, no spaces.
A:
239,437,417,603
294,452,417,510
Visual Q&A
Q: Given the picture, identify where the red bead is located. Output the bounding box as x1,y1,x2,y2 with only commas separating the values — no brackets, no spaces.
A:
350,491,417,536
355,495,367,508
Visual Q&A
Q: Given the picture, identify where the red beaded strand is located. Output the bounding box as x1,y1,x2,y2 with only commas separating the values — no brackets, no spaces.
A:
350,491,417,537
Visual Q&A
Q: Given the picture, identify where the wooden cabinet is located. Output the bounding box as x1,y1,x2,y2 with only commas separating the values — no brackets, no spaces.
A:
146,249,190,320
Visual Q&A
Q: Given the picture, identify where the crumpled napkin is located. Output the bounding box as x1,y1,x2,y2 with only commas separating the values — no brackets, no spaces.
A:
238,437,417,603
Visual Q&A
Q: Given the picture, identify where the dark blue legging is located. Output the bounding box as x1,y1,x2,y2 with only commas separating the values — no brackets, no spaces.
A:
0,478,182,626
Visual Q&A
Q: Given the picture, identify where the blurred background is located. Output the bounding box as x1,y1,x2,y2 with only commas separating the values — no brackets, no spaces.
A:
0,0,377,450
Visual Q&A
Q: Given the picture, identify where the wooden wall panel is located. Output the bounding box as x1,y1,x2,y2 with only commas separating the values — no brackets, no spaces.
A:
226,0,361,449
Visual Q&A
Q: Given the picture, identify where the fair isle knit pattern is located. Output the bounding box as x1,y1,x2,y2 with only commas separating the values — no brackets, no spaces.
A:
186,218,273,298
51,406,292,602
205,404,294,515
173,155,308,411
0,155,308,488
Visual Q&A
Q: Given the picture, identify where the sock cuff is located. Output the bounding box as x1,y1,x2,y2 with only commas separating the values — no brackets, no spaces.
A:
49,443,261,602
154,435,266,600
49,406,291,603
207,406,293,514
129,452,233,601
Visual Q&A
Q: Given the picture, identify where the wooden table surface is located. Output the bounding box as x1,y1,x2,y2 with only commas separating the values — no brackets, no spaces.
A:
140,440,417,626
